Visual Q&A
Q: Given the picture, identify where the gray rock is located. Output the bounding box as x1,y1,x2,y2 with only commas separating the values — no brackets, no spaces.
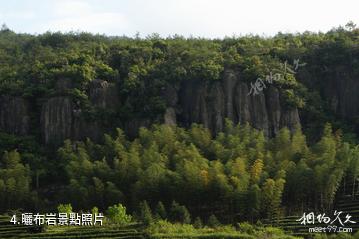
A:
41,97,73,144
177,69,300,136
234,82,252,124
265,86,281,137
250,91,269,136
280,107,301,133
164,107,176,126
88,79,119,109
222,69,238,120
1,69,303,145
162,84,178,107
0,96,30,135
208,82,225,134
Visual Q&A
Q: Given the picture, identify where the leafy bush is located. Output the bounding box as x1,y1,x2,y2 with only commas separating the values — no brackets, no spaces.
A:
57,203,72,214
146,220,299,239
106,203,132,225
146,220,196,234
237,222,255,234
91,206,99,215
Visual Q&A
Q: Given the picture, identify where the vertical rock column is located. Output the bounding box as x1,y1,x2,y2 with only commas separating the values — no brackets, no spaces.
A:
0,96,30,135
41,97,73,145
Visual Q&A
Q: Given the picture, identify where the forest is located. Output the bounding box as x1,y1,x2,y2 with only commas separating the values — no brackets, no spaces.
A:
0,23,359,238
1,121,359,220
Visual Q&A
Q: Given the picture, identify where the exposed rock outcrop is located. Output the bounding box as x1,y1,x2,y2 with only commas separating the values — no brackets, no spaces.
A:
0,96,30,135
88,79,119,109
40,79,119,144
327,68,359,119
297,66,359,123
0,72,302,145
164,107,176,126
177,69,300,136
41,97,73,144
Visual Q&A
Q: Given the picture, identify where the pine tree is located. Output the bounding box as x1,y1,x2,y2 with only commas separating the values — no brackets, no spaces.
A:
207,214,221,228
139,200,153,225
169,201,191,224
193,217,203,228
155,201,167,220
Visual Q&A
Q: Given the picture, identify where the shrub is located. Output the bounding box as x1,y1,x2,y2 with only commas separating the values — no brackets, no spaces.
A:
106,203,132,225
146,221,255,239
353,231,359,239
330,233,354,239
91,206,99,215
313,234,329,239
237,222,255,234
146,220,196,234
57,203,72,214
254,226,286,238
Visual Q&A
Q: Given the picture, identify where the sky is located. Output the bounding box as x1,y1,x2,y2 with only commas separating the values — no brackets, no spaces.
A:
0,0,358,38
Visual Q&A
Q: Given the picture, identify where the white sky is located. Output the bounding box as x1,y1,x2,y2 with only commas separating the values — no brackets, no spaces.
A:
0,0,358,38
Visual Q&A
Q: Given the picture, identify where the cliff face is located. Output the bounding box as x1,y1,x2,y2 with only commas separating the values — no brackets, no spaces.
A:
0,96,30,135
294,65,359,137
41,97,73,144
0,70,301,145
177,69,300,137
322,67,359,120
39,79,119,144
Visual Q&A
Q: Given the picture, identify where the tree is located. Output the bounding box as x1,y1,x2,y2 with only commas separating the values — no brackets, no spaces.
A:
138,201,153,225
261,178,285,220
105,182,124,206
313,123,337,210
91,206,99,215
291,125,308,156
348,146,359,197
246,184,261,222
345,21,357,31
155,201,167,220
250,159,264,184
0,150,31,210
207,214,221,228
261,179,276,219
1,23,9,32
57,204,72,214
169,201,191,224
227,158,250,192
193,217,203,228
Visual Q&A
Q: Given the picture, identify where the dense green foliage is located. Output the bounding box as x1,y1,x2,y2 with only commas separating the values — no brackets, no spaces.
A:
57,203,72,214
146,220,301,239
2,121,357,224
1,25,357,121
1,25,359,236
0,150,32,210
56,122,358,221
138,200,154,225
106,203,132,225
0,213,304,239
